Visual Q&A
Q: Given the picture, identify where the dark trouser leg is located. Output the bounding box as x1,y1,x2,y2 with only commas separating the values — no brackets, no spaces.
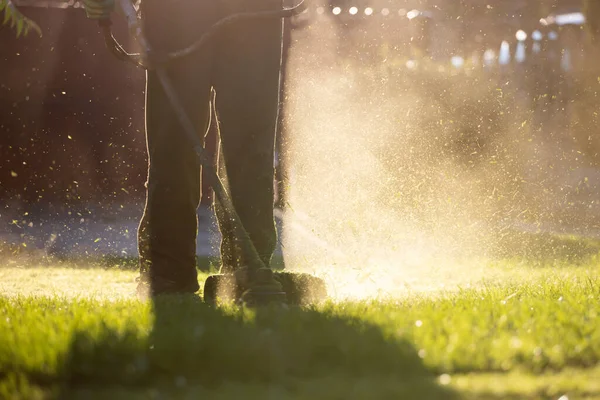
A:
213,0,283,272
137,0,217,294
214,143,241,272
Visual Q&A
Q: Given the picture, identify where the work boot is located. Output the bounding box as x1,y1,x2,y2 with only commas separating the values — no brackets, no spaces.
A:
234,267,287,306
136,275,199,299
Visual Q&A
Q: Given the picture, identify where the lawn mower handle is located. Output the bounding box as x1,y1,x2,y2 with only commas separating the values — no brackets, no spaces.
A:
99,0,306,68
117,0,150,62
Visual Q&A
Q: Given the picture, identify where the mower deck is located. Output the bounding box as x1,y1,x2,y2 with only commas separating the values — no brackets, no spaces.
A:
203,272,327,305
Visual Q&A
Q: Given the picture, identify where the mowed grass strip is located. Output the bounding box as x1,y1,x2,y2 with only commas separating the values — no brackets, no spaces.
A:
0,265,598,399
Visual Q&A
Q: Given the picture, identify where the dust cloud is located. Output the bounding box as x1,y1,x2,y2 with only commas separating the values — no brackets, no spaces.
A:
279,13,540,300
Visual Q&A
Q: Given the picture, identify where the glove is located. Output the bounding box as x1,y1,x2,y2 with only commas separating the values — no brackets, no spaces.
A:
82,0,115,20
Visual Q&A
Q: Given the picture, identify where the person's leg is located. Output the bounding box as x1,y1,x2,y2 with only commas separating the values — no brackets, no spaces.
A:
214,141,241,273
137,0,217,296
213,0,283,275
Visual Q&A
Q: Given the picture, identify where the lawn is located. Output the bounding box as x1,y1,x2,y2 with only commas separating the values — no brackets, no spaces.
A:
0,256,599,399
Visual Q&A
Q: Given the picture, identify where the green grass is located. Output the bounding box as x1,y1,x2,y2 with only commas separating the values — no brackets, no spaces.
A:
0,258,599,399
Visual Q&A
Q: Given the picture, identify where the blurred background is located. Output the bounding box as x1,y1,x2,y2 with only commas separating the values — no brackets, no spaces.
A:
1,0,600,272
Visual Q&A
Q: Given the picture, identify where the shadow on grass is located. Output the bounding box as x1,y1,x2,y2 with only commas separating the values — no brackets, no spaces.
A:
57,296,457,399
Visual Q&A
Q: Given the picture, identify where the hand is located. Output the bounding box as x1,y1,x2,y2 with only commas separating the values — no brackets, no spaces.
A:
82,0,115,20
